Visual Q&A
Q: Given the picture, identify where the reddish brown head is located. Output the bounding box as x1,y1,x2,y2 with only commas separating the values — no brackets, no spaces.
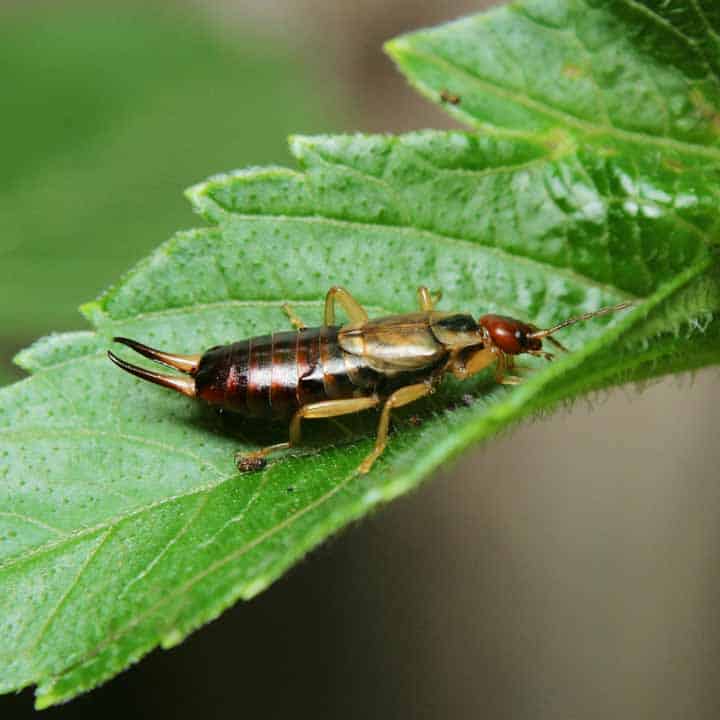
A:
479,302,634,356
479,314,542,355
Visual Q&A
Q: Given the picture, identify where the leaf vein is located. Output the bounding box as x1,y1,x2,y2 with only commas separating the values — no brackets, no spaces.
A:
396,42,720,159
617,0,719,84
43,461,363,681
26,529,113,659
690,0,720,45
0,512,66,537
118,494,210,600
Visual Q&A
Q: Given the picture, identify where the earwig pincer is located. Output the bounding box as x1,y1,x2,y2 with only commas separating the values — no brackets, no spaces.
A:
108,286,631,475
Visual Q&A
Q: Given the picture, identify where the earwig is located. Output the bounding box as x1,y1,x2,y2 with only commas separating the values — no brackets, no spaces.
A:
108,286,632,475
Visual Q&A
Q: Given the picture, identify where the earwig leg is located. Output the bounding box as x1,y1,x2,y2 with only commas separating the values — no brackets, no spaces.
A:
358,382,433,475
418,287,433,311
499,375,524,386
288,395,380,443
494,352,523,386
235,443,289,472
281,303,307,330
417,286,442,311
324,286,369,326
235,396,381,473
505,355,535,372
450,347,495,380
506,355,533,373
528,350,555,362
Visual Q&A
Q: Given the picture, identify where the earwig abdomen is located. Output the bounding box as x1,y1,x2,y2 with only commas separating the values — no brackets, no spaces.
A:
194,327,364,420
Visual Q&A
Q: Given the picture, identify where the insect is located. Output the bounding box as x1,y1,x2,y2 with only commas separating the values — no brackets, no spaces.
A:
440,88,461,105
108,286,631,475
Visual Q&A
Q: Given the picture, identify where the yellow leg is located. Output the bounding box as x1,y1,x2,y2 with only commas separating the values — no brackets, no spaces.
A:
235,395,380,472
282,303,307,330
288,395,380,443
417,286,442,311
494,352,523,385
528,349,555,362
324,286,369,326
358,382,433,475
450,347,496,380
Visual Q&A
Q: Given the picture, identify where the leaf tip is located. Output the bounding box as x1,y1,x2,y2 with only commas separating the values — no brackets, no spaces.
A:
288,133,312,162
34,689,60,711
161,627,185,649
185,180,226,223
183,181,216,219
184,180,205,207
79,300,105,326
383,36,411,65
12,347,34,373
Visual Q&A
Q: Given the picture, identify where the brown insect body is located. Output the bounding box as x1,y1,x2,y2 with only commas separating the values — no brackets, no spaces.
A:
194,328,358,420
194,325,395,420
192,313,477,417
108,286,631,474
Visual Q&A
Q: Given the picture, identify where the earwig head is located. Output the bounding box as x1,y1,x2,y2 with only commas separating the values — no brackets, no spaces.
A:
479,302,633,356
478,315,542,354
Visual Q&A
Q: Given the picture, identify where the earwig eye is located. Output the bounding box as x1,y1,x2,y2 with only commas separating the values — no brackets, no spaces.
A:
514,328,531,350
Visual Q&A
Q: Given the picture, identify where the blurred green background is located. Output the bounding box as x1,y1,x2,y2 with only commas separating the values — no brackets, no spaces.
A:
2,2,720,719
0,0,345,382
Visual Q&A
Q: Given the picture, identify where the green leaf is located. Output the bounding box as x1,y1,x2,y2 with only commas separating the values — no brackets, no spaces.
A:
2,0,720,708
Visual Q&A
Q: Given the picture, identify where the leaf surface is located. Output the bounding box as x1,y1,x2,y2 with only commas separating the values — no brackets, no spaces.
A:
2,0,719,707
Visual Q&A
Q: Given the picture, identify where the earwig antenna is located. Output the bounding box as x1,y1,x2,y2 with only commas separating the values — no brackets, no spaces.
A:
108,351,197,397
545,336,570,353
112,337,201,375
527,301,634,340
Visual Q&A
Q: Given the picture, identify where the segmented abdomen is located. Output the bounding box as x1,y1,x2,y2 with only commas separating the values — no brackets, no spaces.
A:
194,327,365,420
